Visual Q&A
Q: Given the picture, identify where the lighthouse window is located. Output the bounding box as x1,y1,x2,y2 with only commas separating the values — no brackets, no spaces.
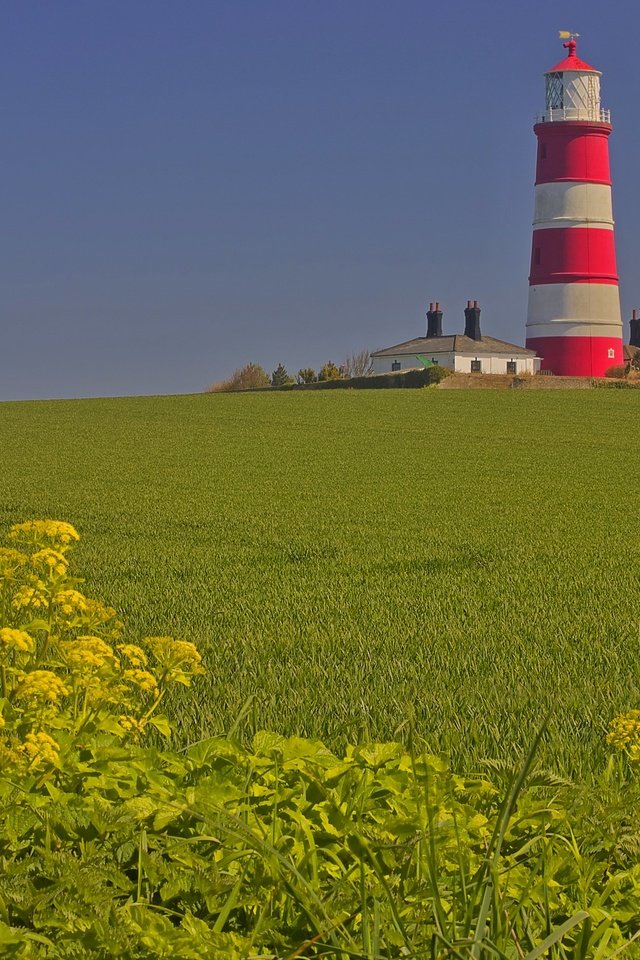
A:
607,348,615,359
546,73,564,109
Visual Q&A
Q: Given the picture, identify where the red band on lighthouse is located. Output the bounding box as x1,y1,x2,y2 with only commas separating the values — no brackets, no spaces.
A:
534,123,612,185
529,227,618,285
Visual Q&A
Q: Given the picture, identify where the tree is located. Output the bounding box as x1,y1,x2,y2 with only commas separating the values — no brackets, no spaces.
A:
207,363,270,392
271,363,294,386
318,361,341,381
342,350,373,378
297,368,316,384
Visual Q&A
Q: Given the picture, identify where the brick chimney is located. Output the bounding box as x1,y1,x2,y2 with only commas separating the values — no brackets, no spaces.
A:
630,308,640,348
426,301,443,338
464,300,481,341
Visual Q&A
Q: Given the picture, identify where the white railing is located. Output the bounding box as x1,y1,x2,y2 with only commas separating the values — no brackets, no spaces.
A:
534,107,611,123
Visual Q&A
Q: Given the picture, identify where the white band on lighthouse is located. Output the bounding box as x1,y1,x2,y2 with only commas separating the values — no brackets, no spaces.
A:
533,181,614,230
527,282,622,336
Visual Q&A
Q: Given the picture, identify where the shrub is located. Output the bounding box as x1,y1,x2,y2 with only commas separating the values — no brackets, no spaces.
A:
297,367,316,384
604,364,628,379
207,362,270,392
342,350,373,377
292,366,452,390
318,360,342,381
426,363,453,384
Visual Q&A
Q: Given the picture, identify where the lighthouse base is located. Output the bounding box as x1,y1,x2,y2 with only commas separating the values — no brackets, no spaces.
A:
525,336,624,377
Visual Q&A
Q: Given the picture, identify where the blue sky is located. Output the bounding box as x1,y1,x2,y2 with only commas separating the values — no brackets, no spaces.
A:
3,0,640,399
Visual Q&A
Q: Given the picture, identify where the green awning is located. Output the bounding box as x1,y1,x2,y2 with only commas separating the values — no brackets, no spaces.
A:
416,354,436,368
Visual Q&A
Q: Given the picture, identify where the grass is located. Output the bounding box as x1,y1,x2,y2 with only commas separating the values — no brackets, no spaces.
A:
1,388,639,776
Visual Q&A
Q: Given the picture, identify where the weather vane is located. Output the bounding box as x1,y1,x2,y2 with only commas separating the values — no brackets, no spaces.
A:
558,30,580,54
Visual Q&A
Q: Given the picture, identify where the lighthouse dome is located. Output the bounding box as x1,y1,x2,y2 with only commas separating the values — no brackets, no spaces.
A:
547,39,599,74
539,39,608,124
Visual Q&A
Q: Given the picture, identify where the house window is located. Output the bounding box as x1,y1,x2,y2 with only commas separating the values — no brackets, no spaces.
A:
607,348,615,359
391,361,401,371
471,359,482,373
431,359,439,365
506,360,517,374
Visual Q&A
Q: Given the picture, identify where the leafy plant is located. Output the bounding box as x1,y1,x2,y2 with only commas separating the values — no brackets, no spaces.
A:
1,522,640,957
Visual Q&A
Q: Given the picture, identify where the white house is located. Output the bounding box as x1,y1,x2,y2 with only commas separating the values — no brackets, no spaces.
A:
371,302,541,376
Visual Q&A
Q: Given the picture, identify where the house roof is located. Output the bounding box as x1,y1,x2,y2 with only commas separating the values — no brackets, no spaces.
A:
371,335,537,359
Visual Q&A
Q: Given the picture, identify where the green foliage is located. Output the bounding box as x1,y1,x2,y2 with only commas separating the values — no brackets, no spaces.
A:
318,360,342,381
604,364,628,379
2,391,640,775
426,363,453,383
297,367,317,384
207,362,270,392
271,363,294,386
1,522,640,955
3,666,640,953
297,366,451,390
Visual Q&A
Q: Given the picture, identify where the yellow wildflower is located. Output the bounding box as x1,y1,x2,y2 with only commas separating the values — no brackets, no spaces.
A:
608,711,640,757
0,628,35,654
80,598,124,636
0,547,28,577
123,669,158,695
11,584,48,611
117,644,148,667
53,589,89,616
61,636,118,670
22,731,60,766
9,520,80,547
147,636,204,673
0,741,23,770
17,670,69,705
31,548,68,577
119,715,147,739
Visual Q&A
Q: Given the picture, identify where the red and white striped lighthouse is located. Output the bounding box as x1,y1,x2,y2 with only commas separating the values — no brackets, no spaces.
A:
525,36,623,376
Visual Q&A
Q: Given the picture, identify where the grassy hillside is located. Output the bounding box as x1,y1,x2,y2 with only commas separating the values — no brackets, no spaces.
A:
1,389,639,775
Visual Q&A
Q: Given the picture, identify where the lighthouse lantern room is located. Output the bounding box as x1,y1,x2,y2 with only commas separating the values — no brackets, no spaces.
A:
525,36,624,376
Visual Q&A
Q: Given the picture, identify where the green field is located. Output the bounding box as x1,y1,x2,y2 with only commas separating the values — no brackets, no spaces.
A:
2,388,639,776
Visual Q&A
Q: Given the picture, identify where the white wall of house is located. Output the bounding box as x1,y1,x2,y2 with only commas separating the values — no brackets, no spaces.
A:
371,353,540,375
371,355,448,374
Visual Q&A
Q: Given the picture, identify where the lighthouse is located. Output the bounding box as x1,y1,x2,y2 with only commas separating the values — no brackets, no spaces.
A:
525,36,623,376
